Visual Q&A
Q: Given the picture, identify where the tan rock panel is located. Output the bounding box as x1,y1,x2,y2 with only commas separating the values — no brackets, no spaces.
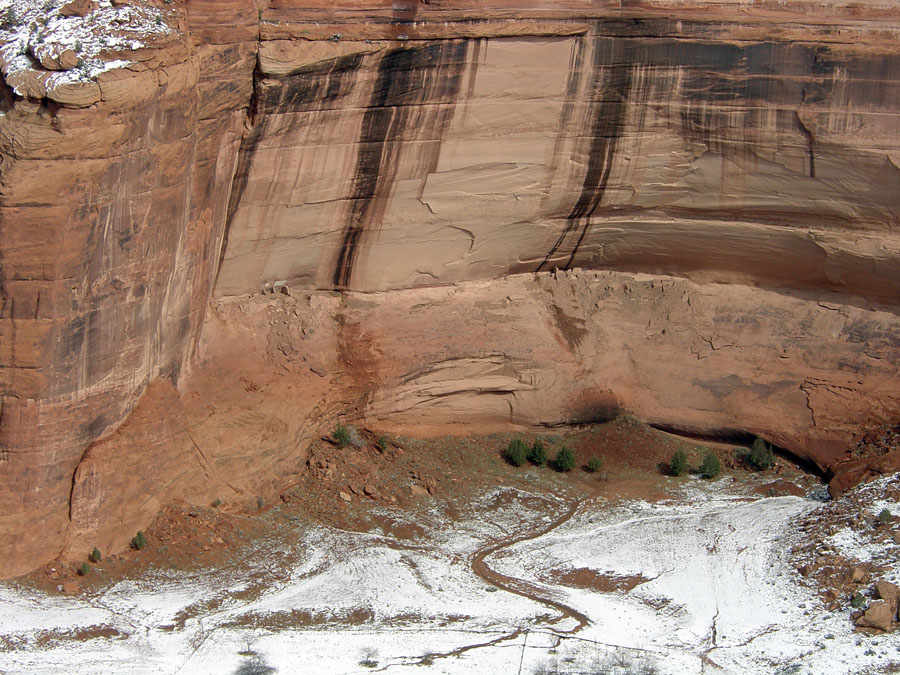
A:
218,29,900,301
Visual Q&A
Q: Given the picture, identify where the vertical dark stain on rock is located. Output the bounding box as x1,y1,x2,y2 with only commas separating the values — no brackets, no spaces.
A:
332,41,468,289
220,105,264,272
536,25,900,272
272,52,365,112
796,113,816,179
465,38,483,104
539,34,631,271
564,38,631,268
217,54,365,291
536,34,586,274
216,61,268,295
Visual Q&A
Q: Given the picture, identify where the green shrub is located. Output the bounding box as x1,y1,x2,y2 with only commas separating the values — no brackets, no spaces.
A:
878,508,892,524
555,446,575,472
376,435,388,452
587,456,602,473
331,423,351,448
131,531,147,550
850,591,867,609
528,440,547,466
748,437,775,470
78,562,89,576
212,497,222,508
89,547,101,563
699,451,721,479
670,448,688,476
505,439,529,467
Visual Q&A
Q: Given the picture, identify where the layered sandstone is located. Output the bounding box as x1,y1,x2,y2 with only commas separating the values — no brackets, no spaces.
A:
1,0,899,577
0,0,250,575
220,19,900,301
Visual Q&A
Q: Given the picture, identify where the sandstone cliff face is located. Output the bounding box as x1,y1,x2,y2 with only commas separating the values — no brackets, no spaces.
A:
1,0,899,577
219,20,900,299
0,0,250,575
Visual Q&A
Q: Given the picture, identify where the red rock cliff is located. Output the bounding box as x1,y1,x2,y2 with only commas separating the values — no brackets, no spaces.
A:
0,0,898,577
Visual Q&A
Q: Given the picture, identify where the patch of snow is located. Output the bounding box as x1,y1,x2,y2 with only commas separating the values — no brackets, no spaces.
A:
869,498,900,519
826,526,891,563
2,481,899,674
0,0,174,94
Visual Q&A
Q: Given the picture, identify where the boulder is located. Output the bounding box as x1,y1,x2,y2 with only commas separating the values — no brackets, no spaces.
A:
874,580,900,614
58,49,80,71
844,566,869,585
59,0,97,17
856,600,894,632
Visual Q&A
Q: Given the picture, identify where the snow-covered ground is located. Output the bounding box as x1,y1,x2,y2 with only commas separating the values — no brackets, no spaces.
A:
1,478,899,675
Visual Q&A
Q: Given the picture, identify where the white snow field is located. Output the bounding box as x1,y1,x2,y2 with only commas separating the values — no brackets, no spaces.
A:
2,478,899,675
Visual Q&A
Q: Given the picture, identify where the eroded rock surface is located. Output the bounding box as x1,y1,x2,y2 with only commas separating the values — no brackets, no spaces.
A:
1,0,899,576
60,272,900,563
220,24,900,301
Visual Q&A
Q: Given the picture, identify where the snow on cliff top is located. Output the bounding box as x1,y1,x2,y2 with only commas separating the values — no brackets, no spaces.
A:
0,0,174,97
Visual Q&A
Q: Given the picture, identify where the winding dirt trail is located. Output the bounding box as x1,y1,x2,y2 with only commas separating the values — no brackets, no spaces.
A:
471,496,590,633
376,495,590,671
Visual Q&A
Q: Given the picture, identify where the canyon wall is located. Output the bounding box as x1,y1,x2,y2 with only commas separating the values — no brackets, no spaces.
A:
0,0,255,575
220,19,900,300
1,0,899,576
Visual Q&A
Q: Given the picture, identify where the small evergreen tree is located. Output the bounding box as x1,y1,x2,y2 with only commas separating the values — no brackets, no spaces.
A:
878,508,892,524
699,451,721,479
748,437,775,470
131,531,147,550
89,547,101,563
505,439,529,467
528,440,547,466
555,446,575,472
587,456,602,473
78,562,89,576
670,448,688,476
331,423,351,448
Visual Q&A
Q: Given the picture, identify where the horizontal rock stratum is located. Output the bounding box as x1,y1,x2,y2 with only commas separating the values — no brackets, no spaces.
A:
0,0,899,577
